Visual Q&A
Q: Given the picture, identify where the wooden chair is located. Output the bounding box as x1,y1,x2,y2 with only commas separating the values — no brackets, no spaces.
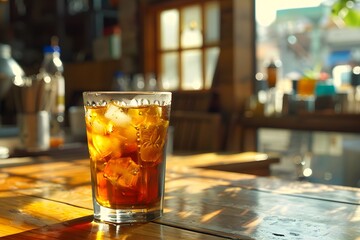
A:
171,90,214,112
170,110,223,153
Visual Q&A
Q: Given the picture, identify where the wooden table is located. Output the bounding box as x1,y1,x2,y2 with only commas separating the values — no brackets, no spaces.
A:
0,154,359,239
168,152,280,176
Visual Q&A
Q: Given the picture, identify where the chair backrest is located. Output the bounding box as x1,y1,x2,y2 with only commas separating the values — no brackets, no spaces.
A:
171,110,223,153
171,90,213,112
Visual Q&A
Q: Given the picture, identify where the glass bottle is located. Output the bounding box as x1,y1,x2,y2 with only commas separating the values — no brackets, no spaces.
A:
266,59,279,89
40,41,65,147
0,44,24,125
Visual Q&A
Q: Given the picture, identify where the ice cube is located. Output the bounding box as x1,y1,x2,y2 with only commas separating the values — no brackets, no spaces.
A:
127,105,162,127
105,103,131,127
88,142,104,162
127,107,146,126
110,125,138,150
104,157,140,189
145,105,162,118
92,134,124,159
91,115,112,134
85,107,111,135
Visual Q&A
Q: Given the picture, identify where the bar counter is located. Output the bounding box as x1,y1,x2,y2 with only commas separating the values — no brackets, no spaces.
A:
0,152,359,239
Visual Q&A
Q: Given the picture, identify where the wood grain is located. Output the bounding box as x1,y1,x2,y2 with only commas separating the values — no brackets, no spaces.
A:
0,155,359,239
163,167,360,240
2,216,229,240
168,152,279,176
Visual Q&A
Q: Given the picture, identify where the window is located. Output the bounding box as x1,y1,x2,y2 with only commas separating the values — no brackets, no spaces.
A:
157,1,220,91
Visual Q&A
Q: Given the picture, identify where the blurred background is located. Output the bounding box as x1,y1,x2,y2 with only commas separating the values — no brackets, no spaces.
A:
0,0,360,187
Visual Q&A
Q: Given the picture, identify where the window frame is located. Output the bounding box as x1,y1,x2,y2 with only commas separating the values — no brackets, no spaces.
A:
142,0,220,91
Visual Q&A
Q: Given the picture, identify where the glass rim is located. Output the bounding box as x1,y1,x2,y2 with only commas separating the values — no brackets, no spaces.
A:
83,91,172,95
82,91,172,107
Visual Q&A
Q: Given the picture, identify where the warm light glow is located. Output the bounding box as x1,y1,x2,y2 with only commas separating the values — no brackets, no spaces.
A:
163,207,172,213
178,210,193,218
201,209,222,223
303,168,313,177
223,187,242,198
254,153,268,161
0,157,33,167
95,222,107,240
353,66,360,75
243,216,263,228
44,75,52,83
350,206,360,222
255,72,264,81
185,180,216,194
332,64,351,87
13,75,24,86
160,9,179,50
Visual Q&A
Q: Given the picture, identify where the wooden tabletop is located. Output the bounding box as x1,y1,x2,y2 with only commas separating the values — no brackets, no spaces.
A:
167,152,279,176
0,153,359,239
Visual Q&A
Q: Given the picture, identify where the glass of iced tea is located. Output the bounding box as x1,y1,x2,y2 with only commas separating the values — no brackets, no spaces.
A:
83,91,171,224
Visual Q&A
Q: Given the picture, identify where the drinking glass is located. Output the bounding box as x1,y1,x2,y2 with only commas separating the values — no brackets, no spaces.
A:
297,78,317,98
83,91,171,224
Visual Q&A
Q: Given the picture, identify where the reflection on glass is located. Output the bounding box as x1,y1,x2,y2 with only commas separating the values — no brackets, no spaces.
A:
160,52,179,90
181,5,202,48
205,1,220,44
182,50,202,90
205,47,220,89
160,9,179,50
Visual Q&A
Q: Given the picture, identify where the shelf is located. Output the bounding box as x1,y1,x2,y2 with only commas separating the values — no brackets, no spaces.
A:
9,0,120,65
235,113,360,151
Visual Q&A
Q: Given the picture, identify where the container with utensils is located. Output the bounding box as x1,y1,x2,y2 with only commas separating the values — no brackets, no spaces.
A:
13,74,54,151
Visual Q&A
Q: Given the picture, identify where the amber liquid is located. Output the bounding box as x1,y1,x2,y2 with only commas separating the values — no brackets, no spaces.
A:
297,78,316,97
85,103,169,209
267,66,277,88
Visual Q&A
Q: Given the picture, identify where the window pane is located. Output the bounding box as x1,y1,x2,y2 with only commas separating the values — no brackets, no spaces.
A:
160,9,179,50
160,52,179,90
205,2,220,44
181,5,203,48
182,50,202,90
205,47,220,89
